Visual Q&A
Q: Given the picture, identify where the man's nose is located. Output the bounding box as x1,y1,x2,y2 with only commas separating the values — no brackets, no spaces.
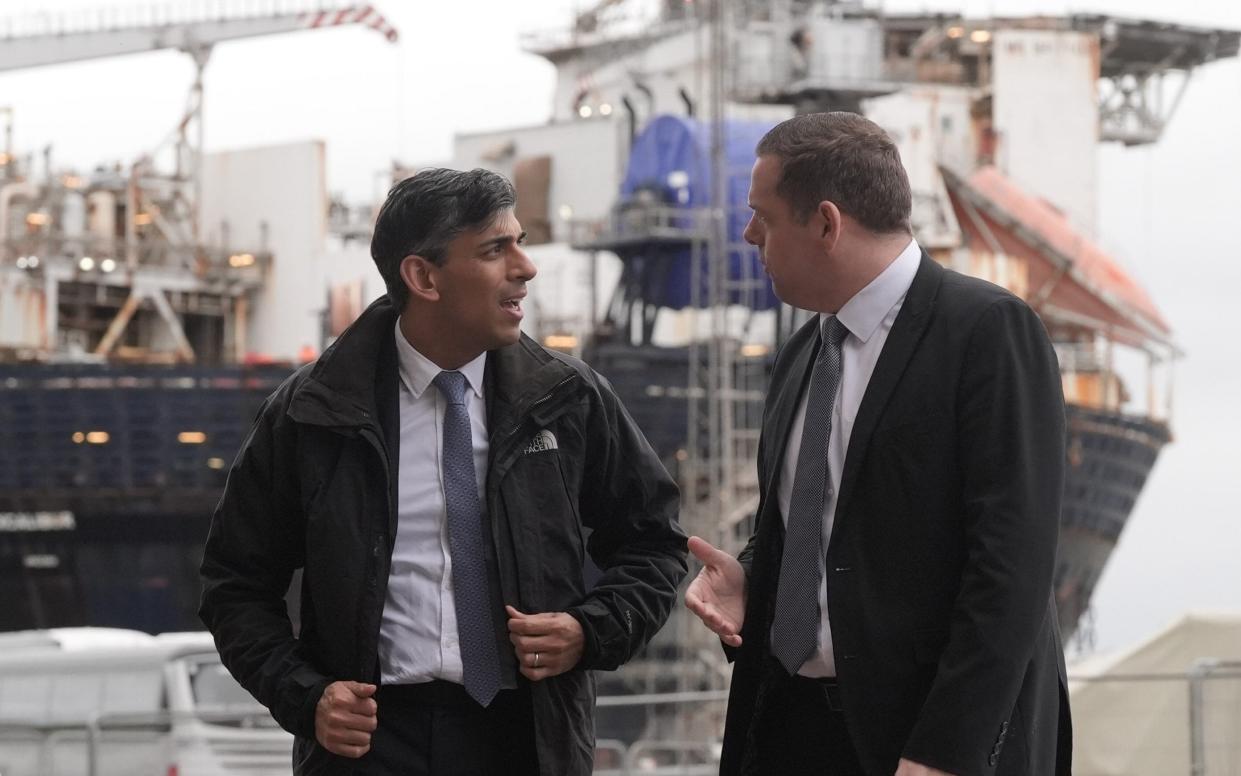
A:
742,217,760,246
511,246,537,281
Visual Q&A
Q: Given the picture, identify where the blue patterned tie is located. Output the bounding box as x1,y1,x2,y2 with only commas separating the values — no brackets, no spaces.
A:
432,370,502,706
772,316,850,675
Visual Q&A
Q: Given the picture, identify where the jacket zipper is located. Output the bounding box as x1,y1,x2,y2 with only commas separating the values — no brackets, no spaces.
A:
357,422,392,681
487,374,579,611
493,374,577,460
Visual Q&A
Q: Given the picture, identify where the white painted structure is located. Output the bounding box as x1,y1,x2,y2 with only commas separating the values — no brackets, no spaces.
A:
454,118,631,243
864,86,975,249
991,29,1100,237
200,140,376,361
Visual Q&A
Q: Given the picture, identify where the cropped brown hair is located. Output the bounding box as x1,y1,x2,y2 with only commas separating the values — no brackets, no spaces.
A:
756,112,912,235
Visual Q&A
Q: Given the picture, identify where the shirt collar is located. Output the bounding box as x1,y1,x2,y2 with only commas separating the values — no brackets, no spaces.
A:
827,237,921,345
393,319,486,400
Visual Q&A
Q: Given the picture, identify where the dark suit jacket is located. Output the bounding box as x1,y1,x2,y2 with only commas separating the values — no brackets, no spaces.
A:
719,255,1073,776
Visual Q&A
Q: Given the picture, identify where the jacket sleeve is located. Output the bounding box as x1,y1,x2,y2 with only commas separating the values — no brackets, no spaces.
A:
901,298,1065,776
198,392,331,739
565,374,689,670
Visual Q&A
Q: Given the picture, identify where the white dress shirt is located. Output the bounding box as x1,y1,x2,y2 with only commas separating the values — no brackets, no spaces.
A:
378,321,489,685
774,238,922,677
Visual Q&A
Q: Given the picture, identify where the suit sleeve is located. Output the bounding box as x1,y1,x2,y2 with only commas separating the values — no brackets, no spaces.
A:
901,298,1065,775
735,429,764,579
199,394,331,739
737,325,802,583
565,374,689,670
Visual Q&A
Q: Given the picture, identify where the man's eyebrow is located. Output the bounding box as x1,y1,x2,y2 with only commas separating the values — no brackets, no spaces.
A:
477,231,525,250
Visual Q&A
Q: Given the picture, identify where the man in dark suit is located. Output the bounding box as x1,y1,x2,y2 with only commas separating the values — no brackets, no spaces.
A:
685,112,1072,776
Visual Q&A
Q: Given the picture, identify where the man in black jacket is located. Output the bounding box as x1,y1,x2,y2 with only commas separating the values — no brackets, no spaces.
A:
200,168,687,776
685,113,1072,775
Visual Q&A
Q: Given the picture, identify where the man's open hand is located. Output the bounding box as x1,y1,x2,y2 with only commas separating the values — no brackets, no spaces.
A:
684,536,747,647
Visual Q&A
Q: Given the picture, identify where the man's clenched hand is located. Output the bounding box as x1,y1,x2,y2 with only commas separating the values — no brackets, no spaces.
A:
315,680,378,758
506,605,585,681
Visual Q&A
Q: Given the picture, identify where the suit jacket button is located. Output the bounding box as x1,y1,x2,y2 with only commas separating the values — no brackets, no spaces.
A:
988,754,998,766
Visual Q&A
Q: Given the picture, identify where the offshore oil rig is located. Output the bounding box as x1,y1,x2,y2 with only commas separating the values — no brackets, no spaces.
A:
0,2,398,630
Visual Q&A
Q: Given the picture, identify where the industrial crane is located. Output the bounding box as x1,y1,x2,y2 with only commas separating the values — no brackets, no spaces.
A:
0,3,397,72
0,1,399,362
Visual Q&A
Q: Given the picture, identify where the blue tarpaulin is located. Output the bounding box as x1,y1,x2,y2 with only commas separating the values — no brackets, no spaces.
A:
616,115,780,310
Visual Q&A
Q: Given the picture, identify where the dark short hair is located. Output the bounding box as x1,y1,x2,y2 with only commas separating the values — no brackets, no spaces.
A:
370,167,516,309
755,112,912,235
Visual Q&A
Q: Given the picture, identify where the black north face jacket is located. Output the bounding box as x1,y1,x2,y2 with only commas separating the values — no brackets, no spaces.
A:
200,298,687,776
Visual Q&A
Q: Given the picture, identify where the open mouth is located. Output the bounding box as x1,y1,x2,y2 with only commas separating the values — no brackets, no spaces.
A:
501,297,524,312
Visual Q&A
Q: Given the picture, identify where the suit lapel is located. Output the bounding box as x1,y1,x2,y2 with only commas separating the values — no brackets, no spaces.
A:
760,317,820,510
833,253,943,525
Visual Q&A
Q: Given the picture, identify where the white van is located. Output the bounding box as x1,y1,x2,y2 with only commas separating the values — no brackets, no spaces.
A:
0,628,292,776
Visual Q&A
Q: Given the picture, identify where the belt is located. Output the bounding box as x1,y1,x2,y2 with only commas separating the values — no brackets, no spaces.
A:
377,679,529,711
377,680,481,710
790,673,845,712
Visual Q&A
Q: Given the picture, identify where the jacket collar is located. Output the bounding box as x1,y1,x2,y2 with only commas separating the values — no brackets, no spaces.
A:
394,320,487,401
288,295,579,433
833,252,943,524
288,296,399,429
484,333,580,438
831,237,921,345
761,318,819,501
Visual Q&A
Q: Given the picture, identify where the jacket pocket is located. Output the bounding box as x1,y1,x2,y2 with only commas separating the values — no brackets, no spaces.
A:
500,450,586,611
292,735,354,776
532,670,597,776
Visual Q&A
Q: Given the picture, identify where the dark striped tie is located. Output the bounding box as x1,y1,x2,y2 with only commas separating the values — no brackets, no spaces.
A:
772,316,850,675
433,370,502,706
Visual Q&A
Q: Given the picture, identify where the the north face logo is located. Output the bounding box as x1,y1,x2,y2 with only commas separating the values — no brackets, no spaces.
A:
523,429,558,454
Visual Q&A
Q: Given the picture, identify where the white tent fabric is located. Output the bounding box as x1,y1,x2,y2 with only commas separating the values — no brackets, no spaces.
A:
1068,611,1241,776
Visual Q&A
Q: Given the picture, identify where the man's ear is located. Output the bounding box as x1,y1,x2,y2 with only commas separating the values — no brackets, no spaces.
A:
399,255,440,302
817,200,842,253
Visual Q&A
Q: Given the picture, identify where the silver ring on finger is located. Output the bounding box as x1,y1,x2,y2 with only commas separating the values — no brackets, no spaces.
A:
534,652,541,668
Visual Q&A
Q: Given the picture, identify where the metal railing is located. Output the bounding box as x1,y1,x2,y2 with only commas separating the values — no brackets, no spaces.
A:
1054,342,1107,374
1069,663,1241,776
569,205,714,250
1190,660,1241,776
8,672,1240,775
3,701,719,776
0,707,285,776
592,690,728,775
1,235,271,282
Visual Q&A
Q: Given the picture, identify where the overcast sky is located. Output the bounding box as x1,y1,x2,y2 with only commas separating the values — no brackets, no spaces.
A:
2,0,1238,657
